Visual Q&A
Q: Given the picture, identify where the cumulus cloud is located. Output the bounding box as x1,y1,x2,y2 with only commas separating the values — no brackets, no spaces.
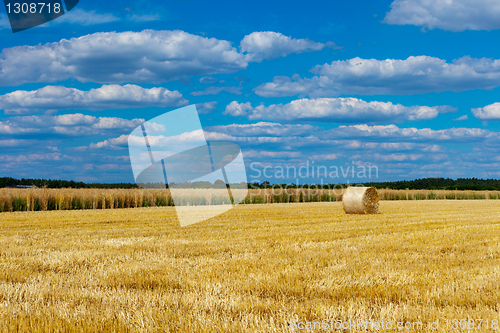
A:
191,86,242,96
454,115,469,121
195,101,218,114
203,122,494,149
0,114,144,136
94,128,209,150
254,56,500,97
0,152,64,163
383,0,500,32
0,30,328,86
0,30,246,86
0,139,37,147
373,153,424,162
205,122,318,137
240,31,328,61
472,103,500,120
89,134,129,149
96,123,497,155
242,150,302,159
319,124,496,142
93,122,498,155
0,84,188,114
88,121,500,184
224,98,456,123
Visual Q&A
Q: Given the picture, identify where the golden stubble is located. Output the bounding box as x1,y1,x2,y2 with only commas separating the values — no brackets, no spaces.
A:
0,201,499,332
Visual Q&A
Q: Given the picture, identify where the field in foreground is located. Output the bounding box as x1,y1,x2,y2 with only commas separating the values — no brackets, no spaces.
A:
0,201,499,332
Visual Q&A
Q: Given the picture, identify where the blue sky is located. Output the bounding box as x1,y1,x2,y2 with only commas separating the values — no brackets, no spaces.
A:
1,0,500,184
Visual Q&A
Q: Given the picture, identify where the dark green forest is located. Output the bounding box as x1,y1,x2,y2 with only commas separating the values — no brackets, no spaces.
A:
0,177,138,189
365,178,500,191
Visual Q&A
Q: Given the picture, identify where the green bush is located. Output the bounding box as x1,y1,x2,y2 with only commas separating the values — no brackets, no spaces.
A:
473,193,485,200
11,197,27,211
252,196,265,204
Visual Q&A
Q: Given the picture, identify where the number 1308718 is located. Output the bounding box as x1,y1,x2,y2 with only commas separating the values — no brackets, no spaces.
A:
445,319,499,330
5,2,62,14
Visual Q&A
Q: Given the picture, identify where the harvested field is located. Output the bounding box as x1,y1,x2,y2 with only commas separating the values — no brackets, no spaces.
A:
0,201,499,332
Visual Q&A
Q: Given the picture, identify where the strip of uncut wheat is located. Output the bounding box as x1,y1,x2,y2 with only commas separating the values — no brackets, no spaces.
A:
0,188,499,212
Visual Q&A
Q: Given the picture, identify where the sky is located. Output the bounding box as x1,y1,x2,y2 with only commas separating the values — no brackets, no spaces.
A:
1,0,500,184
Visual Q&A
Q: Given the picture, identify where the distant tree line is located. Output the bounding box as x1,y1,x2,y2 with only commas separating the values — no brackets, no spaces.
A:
365,178,500,191
250,178,500,191
0,177,139,189
1,177,500,190
0,177,244,189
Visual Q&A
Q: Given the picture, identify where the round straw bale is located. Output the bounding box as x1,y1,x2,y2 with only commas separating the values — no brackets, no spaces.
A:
343,187,379,214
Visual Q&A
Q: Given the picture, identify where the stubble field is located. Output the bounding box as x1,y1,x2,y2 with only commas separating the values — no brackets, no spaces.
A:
0,201,499,332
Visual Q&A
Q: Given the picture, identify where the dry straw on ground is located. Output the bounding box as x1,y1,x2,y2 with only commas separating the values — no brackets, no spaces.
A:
342,186,379,214
0,201,499,332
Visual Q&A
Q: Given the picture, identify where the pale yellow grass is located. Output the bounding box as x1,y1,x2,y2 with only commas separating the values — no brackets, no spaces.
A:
0,201,499,332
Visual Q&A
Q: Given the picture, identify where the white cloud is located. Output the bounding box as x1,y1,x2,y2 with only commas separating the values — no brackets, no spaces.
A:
0,84,188,114
201,124,492,158
53,113,96,126
310,153,339,161
53,9,119,25
0,30,328,86
89,134,129,149
0,152,64,163
254,56,500,97
2,9,156,31
0,139,36,147
0,114,144,136
201,123,495,171
201,123,493,152
0,30,246,86
224,98,456,123
373,153,424,162
92,117,142,130
320,124,496,142
143,129,207,147
472,103,500,120
195,101,218,114
191,86,242,96
240,31,328,61
199,76,218,84
454,115,469,121
242,150,302,159
83,120,500,184
223,102,252,117
94,128,209,150
128,13,161,22
383,0,500,32
205,122,318,137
